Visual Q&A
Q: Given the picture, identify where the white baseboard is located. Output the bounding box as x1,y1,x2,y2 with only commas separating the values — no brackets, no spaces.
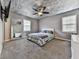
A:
5,39,10,42
55,37,71,41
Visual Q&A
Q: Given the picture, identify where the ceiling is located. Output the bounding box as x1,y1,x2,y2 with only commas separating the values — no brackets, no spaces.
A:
2,0,79,19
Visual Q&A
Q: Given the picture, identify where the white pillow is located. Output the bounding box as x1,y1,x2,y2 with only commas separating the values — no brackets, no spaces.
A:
41,28,54,34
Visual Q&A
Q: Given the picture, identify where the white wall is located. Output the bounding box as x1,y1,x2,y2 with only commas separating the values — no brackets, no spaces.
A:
11,12,39,32
0,19,3,56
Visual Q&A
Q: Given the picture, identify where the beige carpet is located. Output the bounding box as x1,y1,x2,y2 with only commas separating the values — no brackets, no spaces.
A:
1,39,71,59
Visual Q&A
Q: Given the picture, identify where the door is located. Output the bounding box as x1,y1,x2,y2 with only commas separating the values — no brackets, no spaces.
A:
71,35,79,59
0,19,3,55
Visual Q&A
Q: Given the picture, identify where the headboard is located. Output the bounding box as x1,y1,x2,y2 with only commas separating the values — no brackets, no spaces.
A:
41,28,55,36
41,28,55,32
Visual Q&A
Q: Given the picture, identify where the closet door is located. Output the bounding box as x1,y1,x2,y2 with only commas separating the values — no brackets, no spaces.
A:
0,19,3,55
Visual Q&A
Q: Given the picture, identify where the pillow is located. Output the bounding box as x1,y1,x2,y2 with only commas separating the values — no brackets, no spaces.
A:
43,30,53,34
48,31,53,34
47,30,53,34
44,30,47,33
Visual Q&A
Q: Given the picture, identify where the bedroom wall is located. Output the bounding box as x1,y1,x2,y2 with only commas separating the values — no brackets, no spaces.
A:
0,9,3,56
39,8,79,39
11,12,39,37
0,19,3,56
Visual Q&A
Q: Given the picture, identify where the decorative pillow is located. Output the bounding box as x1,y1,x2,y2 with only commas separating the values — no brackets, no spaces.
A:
43,30,53,34
44,30,47,33
48,31,53,34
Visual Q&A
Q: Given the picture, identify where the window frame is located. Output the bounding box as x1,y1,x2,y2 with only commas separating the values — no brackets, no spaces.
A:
23,19,31,31
62,15,77,33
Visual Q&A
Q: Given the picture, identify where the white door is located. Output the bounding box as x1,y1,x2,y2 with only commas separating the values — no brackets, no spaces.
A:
71,35,79,59
0,19,3,55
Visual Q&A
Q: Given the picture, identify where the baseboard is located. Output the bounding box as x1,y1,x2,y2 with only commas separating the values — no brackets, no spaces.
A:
5,39,10,42
55,37,71,42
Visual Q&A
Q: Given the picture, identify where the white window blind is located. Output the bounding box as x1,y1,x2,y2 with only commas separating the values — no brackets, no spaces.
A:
23,19,31,31
62,15,77,33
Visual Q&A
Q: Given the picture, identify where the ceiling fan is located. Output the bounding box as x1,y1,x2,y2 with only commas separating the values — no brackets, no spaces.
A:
33,5,49,16
0,0,11,22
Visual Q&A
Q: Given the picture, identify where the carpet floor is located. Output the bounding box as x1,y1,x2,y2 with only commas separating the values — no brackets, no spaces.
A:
1,39,71,59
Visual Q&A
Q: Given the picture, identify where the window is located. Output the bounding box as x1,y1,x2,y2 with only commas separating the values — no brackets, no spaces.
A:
23,19,31,31
62,15,77,33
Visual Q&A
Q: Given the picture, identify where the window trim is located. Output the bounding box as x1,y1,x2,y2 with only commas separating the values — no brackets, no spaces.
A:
23,19,31,31
62,15,77,33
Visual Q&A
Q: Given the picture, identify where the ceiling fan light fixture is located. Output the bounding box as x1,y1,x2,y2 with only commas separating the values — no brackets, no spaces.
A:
38,12,43,16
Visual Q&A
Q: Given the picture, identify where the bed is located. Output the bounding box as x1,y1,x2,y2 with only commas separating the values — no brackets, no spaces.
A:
27,29,55,46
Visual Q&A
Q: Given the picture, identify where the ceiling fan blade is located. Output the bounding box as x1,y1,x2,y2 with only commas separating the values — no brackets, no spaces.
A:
43,6,46,10
5,0,11,18
32,8,38,11
0,3,3,11
33,13,38,15
43,12,49,14
0,1,4,21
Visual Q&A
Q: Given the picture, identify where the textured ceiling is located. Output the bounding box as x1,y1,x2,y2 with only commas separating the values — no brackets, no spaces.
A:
3,0,79,19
